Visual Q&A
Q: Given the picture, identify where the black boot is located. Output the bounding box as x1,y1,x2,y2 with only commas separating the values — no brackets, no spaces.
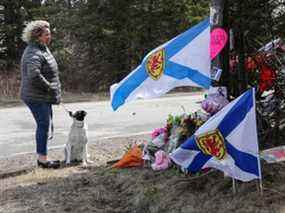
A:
37,160,60,169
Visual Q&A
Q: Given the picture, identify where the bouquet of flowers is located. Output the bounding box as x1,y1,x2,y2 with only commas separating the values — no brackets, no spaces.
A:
143,111,209,169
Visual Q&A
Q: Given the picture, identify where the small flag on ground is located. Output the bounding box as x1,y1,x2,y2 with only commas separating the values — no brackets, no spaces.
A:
110,18,211,111
170,88,261,182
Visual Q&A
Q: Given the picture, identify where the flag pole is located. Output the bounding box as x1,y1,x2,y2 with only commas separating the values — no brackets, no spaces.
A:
257,154,263,196
258,178,264,196
232,178,237,195
254,87,263,196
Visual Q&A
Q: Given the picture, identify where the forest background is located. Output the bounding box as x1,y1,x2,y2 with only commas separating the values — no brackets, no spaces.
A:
0,0,284,98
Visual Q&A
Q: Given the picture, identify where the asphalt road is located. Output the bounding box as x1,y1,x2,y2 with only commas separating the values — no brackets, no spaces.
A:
0,93,203,158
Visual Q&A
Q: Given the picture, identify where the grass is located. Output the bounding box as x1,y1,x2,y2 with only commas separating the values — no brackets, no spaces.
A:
0,91,110,109
2,159,285,213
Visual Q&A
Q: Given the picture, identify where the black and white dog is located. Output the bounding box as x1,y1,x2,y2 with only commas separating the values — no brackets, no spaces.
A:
65,110,91,166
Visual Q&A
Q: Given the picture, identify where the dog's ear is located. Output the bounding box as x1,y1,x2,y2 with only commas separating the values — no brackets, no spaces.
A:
83,111,87,117
68,111,73,117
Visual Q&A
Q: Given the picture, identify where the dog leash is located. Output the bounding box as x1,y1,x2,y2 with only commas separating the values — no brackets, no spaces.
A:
60,103,72,115
48,106,54,141
48,103,71,141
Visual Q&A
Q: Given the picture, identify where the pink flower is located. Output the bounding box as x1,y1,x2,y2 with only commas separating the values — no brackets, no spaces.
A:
151,127,166,139
151,150,171,171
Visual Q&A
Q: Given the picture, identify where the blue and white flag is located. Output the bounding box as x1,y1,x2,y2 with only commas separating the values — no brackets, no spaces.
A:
170,88,261,182
111,19,211,111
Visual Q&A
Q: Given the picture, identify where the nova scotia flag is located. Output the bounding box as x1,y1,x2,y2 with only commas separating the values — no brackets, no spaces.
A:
111,19,211,111
170,88,262,182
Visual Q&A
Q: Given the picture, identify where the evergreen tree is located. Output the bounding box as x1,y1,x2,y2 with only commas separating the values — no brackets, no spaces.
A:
0,0,283,93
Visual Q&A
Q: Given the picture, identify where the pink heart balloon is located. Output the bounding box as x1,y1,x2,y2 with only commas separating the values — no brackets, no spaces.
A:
210,28,228,60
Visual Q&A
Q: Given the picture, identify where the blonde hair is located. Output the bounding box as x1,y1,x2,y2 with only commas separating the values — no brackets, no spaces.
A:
22,20,50,43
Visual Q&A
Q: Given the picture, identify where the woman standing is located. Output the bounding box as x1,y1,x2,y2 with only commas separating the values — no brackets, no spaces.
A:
20,20,61,169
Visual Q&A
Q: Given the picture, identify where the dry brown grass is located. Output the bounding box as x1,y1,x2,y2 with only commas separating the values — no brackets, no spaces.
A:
0,72,20,99
0,70,203,109
1,160,285,213
0,71,109,108
14,167,84,186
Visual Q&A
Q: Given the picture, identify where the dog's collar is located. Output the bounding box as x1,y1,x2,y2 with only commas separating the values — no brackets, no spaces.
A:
73,120,85,128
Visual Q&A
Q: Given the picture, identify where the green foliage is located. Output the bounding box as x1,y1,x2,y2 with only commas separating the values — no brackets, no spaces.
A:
228,0,285,53
1,0,283,93
0,0,31,69
0,0,209,90
69,0,209,92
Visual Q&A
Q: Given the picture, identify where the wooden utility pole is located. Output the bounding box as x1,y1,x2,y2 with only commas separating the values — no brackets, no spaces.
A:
210,0,230,94
236,1,247,95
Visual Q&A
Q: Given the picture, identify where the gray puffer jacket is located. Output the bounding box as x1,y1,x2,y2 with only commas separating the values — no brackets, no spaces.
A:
20,42,61,104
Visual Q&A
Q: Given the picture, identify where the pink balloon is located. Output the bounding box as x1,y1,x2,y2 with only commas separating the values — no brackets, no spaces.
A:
210,28,228,60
